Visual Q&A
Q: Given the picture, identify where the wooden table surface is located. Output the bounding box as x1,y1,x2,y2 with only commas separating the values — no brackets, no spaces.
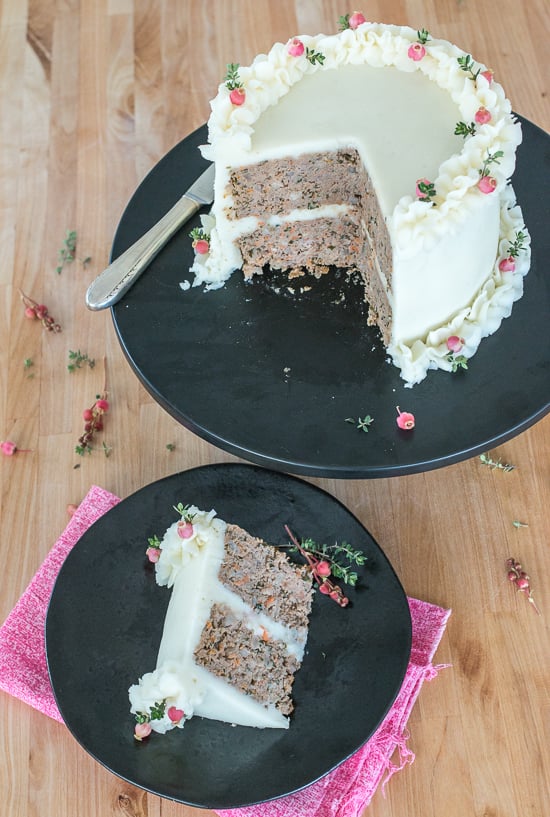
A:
1,1,549,815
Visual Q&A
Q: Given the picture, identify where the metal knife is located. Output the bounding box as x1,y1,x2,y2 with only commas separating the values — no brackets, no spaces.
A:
85,164,215,310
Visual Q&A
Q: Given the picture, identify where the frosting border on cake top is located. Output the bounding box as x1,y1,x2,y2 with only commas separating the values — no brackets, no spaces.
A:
199,22,522,258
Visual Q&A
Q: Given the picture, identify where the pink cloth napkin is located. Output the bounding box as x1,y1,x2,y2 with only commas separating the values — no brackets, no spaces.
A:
0,485,451,816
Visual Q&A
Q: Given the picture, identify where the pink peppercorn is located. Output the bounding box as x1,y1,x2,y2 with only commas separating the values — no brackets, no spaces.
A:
167,706,185,723
134,722,152,741
95,398,109,412
316,560,331,577
348,12,367,29
1,440,17,456
499,256,516,272
396,407,415,430
229,87,246,106
287,38,305,57
480,69,494,84
408,43,426,61
146,546,160,563
446,336,464,353
475,107,492,125
194,239,210,255
478,176,497,194
319,582,331,595
177,521,194,539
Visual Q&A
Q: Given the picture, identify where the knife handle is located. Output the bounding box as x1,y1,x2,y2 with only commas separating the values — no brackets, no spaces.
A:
85,195,200,310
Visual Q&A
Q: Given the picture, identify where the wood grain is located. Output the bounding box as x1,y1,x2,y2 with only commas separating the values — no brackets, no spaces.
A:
1,2,549,816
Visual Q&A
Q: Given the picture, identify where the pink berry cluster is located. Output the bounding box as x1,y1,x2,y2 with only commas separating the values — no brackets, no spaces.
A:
283,525,368,608
75,393,109,455
506,558,541,615
315,560,349,607
20,290,61,333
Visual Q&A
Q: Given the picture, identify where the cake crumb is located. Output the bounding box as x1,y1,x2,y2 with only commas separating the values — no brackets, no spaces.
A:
179,280,191,291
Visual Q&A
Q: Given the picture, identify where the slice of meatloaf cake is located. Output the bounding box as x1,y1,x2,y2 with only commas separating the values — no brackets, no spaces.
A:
129,506,313,736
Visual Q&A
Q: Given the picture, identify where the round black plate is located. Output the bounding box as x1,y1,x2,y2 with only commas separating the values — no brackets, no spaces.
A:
45,464,411,808
111,119,550,479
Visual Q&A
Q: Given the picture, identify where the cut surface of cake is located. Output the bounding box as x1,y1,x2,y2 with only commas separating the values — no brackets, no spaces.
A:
129,506,313,735
190,20,530,386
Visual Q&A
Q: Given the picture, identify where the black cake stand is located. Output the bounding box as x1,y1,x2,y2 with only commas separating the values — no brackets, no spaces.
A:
110,117,550,479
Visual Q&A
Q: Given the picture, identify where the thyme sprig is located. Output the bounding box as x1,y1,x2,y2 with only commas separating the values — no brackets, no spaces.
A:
298,537,366,586
68,349,96,372
507,230,527,258
445,352,468,372
135,698,167,725
479,150,504,179
224,63,243,91
479,452,515,472
416,179,437,203
457,54,480,81
345,414,374,433
417,28,431,44
283,525,367,607
455,121,477,138
174,502,196,522
189,227,209,243
305,47,325,65
56,230,91,274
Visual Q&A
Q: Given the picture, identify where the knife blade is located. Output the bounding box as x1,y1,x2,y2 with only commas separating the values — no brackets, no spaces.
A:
85,163,215,310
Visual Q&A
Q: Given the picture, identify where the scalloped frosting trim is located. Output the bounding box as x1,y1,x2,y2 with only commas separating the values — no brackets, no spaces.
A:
202,22,522,255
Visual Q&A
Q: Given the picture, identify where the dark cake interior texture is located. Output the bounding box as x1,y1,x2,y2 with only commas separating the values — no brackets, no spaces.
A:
228,148,393,344
193,524,313,715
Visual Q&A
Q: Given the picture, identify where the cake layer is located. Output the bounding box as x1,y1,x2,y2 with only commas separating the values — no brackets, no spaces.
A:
194,602,299,715
229,149,365,219
222,523,313,635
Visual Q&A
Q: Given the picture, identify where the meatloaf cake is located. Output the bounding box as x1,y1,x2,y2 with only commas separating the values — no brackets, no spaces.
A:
189,18,530,386
129,506,313,735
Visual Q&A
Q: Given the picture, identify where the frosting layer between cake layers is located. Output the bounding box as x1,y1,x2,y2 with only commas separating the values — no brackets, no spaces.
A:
129,507,308,732
190,22,530,386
